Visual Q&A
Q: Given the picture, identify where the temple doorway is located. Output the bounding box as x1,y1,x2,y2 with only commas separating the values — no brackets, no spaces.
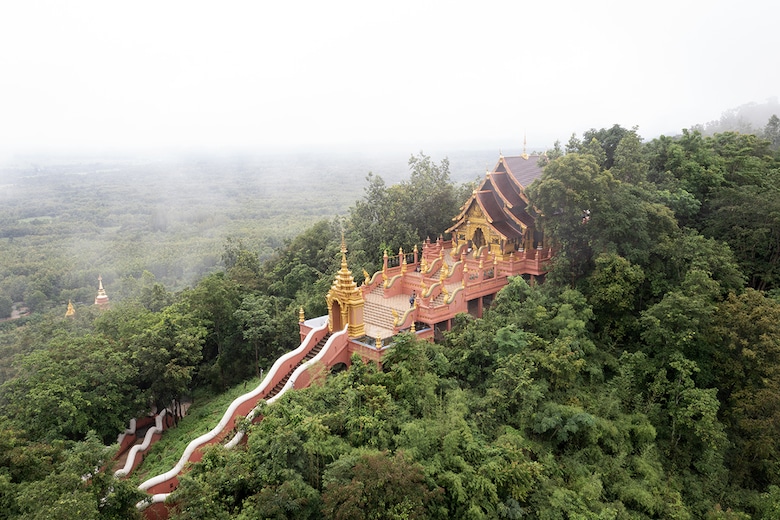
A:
472,228,485,248
330,301,343,331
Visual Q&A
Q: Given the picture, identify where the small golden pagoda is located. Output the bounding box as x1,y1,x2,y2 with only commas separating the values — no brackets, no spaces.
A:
94,275,110,308
65,299,76,318
325,236,365,337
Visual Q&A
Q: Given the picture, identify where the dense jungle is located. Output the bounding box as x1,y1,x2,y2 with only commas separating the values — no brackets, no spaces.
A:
2,114,780,518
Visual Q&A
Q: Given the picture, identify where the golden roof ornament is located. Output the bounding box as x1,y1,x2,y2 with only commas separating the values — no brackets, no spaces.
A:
299,306,305,323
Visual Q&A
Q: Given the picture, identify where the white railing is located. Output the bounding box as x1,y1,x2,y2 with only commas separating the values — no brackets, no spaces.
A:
114,409,167,477
138,320,329,494
225,325,348,448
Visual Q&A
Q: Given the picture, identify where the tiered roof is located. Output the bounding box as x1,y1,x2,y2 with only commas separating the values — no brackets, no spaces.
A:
448,154,544,240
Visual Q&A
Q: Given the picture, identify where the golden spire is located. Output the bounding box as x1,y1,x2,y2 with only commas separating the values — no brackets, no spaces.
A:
299,306,305,323
65,299,76,317
340,232,348,269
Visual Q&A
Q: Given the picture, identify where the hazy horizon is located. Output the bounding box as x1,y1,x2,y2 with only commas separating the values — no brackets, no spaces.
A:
2,1,778,160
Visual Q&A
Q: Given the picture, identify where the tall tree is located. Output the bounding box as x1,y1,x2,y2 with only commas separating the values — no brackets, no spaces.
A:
1,333,144,442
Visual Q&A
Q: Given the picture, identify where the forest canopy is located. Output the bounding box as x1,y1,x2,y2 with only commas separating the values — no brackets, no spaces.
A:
1,125,780,518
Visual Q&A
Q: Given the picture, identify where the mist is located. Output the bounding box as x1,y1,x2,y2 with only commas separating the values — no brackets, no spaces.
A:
1,0,778,159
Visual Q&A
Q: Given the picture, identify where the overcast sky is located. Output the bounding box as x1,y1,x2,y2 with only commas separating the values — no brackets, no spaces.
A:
1,0,778,158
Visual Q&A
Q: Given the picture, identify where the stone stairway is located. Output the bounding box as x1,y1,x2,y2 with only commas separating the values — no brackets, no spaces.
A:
265,333,330,399
363,286,410,335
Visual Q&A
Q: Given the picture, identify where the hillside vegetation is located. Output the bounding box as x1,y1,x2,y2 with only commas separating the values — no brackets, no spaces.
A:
1,128,780,518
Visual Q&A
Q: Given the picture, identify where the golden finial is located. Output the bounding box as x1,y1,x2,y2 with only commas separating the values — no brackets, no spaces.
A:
65,299,76,317
299,306,305,323
339,232,349,270
410,321,416,333
376,336,382,349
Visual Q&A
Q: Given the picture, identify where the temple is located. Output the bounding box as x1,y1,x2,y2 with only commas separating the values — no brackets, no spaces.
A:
137,152,555,516
300,152,551,350
94,275,110,308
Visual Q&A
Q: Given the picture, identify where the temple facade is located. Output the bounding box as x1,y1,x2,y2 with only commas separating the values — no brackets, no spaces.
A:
300,152,551,349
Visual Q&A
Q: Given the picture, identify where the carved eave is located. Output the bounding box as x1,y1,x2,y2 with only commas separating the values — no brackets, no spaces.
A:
450,175,492,224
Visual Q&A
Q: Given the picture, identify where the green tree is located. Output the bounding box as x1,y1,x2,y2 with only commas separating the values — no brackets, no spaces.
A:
582,124,631,169
764,114,780,149
128,301,206,410
713,290,780,488
1,333,144,442
234,294,291,379
610,127,647,184
0,291,12,319
14,433,143,520
584,252,645,344
526,153,608,285
321,450,438,520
